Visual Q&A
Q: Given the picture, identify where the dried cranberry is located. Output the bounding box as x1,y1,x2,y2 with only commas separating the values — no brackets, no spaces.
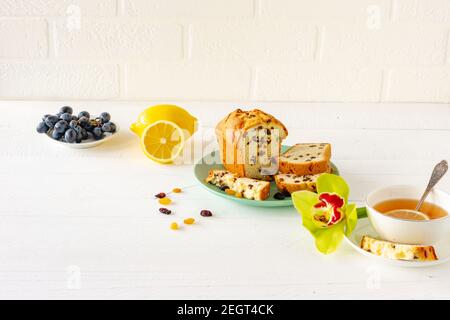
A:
155,192,166,199
200,210,213,217
274,192,286,200
159,208,171,215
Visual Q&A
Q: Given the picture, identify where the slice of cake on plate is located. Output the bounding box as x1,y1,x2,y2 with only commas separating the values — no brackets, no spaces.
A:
360,235,438,261
279,143,331,176
274,173,321,194
215,109,288,180
205,169,270,201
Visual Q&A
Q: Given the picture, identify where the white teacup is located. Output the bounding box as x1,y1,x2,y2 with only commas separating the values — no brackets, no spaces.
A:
366,185,450,245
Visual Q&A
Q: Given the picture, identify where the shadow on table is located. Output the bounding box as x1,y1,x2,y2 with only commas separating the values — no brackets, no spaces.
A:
93,128,137,153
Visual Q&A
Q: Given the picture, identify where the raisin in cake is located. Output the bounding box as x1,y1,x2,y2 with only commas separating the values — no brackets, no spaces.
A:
360,236,438,261
216,109,288,180
274,173,321,194
279,143,331,176
205,169,270,201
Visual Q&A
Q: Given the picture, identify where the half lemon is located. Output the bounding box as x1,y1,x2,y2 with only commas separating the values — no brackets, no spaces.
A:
140,120,185,164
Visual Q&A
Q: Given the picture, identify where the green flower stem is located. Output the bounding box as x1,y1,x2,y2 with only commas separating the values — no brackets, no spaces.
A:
357,207,368,219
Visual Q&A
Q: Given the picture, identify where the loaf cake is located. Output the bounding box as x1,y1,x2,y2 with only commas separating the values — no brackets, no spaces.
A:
279,143,331,176
205,169,270,201
215,109,288,180
360,235,438,261
274,173,321,194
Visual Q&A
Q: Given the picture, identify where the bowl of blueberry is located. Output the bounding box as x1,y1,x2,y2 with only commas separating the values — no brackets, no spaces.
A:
37,106,119,149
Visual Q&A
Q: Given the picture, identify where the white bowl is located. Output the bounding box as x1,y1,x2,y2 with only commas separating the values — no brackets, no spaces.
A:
366,185,450,245
45,124,119,149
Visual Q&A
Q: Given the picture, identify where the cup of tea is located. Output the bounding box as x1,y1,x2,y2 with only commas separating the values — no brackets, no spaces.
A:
366,185,450,245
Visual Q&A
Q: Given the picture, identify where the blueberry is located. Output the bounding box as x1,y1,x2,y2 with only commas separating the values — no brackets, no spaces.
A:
60,106,73,114
274,192,286,200
100,112,111,123
80,128,88,140
101,122,113,133
54,120,68,133
60,112,72,122
36,121,49,134
78,111,90,119
44,115,59,128
64,129,77,143
92,127,103,140
76,131,83,143
282,191,291,198
52,130,63,140
84,122,93,132
69,120,78,128
109,122,117,133
42,114,51,121
78,116,89,127
71,115,78,121
73,125,83,134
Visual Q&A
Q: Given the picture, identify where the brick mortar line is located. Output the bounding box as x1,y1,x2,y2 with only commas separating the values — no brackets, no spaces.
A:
184,24,194,60
47,18,56,59
249,66,259,100
117,0,124,16
1,97,449,104
117,64,123,99
254,0,261,18
315,26,324,62
1,59,449,67
380,69,391,102
444,28,450,65
389,0,396,21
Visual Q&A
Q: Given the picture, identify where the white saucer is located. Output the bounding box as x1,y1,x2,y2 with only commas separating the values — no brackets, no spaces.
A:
345,218,450,268
45,125,119,149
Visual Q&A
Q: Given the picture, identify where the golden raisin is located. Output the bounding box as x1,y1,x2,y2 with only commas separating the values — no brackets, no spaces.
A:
170,222,179,230
225,188,235,196
235,192,243,198
172,188,182,193
159,197,172,205
184,218,195,225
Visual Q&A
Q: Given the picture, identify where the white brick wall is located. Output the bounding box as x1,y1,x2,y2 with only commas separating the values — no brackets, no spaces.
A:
0,0,449,102
0,19,48,58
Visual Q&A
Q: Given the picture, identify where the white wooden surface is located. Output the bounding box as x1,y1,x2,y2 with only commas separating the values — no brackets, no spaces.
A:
0,101,449,300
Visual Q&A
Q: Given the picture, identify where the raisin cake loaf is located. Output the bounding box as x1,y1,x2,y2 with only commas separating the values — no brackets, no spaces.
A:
360,236,438,261
274,173,321,194
205,169,270,201
279,143,331,176
216,109,288,180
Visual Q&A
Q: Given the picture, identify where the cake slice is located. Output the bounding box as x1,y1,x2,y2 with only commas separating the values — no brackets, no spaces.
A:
279,143,331,176
274,173,321,194
205,169,270,201
360,235,438,261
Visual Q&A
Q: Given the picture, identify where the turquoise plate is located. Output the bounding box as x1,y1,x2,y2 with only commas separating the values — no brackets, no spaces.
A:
194,145,339,207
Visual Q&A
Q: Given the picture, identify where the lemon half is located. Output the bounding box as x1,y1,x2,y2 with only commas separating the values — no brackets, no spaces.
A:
140,120,185,164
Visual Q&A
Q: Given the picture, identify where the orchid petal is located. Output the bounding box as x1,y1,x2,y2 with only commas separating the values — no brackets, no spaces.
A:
316,174,349,204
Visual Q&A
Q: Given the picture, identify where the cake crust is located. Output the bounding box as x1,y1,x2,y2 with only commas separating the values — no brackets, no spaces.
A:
274,173,321,194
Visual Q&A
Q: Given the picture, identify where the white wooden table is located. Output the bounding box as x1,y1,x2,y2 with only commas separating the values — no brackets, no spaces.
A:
0,101,449,300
